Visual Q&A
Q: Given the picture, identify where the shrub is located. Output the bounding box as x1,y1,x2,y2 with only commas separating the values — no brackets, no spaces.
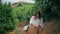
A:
35,0,60,21
0,0,16,34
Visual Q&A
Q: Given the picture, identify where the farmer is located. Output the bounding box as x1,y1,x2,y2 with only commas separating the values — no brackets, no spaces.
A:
23,11,44,34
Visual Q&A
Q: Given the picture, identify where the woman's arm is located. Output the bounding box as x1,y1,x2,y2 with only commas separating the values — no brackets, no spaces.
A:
39,18,44,28
29,16,34,26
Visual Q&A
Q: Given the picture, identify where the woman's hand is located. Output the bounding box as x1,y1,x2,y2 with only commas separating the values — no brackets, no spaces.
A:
39,25,41,28
31,24,33,26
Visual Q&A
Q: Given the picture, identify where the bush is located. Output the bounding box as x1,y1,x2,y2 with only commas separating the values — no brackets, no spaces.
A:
0,0,16,34
35,0,60,21
12,3,35,22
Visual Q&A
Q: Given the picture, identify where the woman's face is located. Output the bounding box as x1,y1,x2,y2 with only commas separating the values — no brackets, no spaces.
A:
35,14,39,18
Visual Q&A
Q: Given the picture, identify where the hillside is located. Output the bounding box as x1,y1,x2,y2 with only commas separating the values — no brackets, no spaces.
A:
12,2,35,22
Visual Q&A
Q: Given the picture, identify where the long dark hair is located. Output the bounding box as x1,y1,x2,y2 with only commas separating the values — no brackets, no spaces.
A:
35,11,41,19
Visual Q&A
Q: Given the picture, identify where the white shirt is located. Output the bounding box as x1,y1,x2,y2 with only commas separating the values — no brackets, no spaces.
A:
29,16,44,28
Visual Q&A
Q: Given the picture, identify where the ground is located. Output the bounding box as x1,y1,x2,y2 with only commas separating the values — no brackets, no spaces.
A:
13,18,60,34
14,21,46,34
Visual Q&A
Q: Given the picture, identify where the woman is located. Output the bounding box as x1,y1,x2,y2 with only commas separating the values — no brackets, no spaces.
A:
26,11,44,34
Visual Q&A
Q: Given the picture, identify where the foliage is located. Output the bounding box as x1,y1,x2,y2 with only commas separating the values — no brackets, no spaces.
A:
0,0,16,34
12,2,35,22
35,0,60,21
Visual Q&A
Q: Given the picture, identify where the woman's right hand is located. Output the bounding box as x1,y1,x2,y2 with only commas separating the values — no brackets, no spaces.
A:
31,24,33,26
39,25,41,28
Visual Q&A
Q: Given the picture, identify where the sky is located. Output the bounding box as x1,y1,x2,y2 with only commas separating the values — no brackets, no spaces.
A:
2,0,35,3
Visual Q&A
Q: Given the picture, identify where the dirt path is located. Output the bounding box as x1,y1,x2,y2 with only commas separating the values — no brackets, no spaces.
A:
15,19,60,34
14,21,26,34
17,27,25,34
16,26,46,34
15,21,46,34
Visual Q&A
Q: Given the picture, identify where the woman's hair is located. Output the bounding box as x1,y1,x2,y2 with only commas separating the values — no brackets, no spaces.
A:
35,11,41,19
